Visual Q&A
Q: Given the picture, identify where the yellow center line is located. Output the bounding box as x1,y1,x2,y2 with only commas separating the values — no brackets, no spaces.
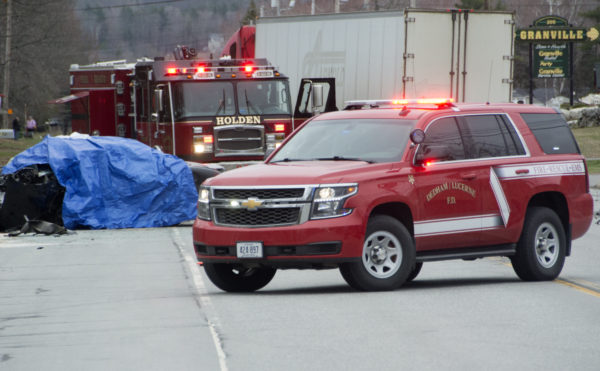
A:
555,279,600,298
491,258,600,298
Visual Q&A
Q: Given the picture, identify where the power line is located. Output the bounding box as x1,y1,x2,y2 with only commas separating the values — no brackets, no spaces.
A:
76,0,186,11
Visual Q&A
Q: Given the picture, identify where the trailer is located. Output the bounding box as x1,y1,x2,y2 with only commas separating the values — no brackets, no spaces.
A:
253,9,515,109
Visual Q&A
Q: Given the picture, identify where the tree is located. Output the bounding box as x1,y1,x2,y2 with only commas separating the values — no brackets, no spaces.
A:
241,0,258,25
0,0,94,129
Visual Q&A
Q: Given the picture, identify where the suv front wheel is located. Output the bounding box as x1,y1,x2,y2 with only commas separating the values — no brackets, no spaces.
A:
340,215,415,291
511,207,566,281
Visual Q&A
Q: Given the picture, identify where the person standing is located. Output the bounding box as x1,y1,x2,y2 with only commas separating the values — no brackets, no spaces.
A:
26,115,37,138
12,116,20,140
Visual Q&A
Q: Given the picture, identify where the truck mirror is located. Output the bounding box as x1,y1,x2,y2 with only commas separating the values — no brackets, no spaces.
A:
311,84,324,111
154,88,164,113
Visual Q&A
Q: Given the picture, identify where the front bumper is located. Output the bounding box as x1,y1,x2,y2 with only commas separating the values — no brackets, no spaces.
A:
192,211,365,266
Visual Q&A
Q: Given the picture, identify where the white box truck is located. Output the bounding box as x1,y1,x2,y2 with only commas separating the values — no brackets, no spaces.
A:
255,9,515,110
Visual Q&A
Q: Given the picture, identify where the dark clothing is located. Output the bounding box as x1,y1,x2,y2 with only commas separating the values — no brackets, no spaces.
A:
12,118,20,140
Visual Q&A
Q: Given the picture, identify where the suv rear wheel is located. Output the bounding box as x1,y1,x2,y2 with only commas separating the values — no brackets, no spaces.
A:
511,207,566,281
339,215,415,291
203,264,276,292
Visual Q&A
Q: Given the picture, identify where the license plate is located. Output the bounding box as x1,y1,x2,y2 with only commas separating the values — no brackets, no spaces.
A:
236,242,263,258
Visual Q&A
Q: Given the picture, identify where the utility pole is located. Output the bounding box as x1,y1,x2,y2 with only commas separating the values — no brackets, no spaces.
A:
2,0,13,129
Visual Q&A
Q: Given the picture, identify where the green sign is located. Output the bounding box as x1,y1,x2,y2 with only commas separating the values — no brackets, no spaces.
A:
515,15,598,43
533,44,569,78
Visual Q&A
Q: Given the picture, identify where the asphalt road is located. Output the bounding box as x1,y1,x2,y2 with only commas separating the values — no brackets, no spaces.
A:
1,192,599,371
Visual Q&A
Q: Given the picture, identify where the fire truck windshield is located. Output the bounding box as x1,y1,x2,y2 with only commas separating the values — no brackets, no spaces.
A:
270,119,416,164
237,80,291,115
172,81,236,120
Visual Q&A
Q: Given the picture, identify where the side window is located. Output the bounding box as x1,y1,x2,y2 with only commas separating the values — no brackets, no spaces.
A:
416,117,466,163
520,113,580,154
459,115,525,159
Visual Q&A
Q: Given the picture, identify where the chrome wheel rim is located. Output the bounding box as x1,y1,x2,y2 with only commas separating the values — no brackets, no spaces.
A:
362,231,402,279
534,222,559,268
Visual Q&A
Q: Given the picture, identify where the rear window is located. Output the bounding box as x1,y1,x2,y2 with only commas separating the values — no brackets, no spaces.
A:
520,113,580,154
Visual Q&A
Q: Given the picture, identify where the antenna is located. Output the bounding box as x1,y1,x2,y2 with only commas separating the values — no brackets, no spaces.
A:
487,60,493,103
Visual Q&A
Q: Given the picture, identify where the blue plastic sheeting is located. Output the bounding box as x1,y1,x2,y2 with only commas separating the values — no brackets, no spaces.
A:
2,135,198,229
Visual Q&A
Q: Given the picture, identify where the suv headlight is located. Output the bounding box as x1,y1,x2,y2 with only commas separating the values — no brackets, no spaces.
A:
310,184,358,220
197,186,211,220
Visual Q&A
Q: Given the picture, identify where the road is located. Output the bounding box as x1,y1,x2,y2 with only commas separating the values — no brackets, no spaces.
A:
1,192,599,371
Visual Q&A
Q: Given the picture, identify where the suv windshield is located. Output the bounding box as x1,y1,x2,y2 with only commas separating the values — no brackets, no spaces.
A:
237,80,291,115
173,81,235,120
270,118,415,163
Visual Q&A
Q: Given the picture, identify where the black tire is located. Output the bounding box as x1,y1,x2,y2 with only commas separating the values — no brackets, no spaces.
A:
203,263,276,292
339,215,415,291
511,207,566,281
406,262,423,282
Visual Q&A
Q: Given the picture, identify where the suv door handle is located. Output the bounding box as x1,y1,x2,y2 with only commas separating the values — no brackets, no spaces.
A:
461,172,477,180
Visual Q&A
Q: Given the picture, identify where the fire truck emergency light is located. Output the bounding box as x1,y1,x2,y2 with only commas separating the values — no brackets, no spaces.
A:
274,124,285,132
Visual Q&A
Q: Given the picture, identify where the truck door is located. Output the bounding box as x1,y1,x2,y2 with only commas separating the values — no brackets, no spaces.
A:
294,78,337,128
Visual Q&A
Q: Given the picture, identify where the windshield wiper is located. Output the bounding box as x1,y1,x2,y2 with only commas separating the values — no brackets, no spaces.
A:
316,156,374,163
214,89,226,115
269,158,305,163
244,90,259,114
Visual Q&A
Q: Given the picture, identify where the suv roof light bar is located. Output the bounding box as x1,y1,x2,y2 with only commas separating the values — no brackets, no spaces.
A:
344,98,456,110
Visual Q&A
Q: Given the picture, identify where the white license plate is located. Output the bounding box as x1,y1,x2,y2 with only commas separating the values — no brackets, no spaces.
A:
236,242,263,258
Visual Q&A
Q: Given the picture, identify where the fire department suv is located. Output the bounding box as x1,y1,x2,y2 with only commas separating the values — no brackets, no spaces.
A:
192,99,594,291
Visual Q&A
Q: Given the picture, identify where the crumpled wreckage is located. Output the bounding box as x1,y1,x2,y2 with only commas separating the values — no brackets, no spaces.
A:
1,135,202,231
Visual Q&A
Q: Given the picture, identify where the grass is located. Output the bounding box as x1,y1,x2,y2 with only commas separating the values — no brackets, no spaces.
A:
0,135,44,168
571,126,600,160
1,127,600,173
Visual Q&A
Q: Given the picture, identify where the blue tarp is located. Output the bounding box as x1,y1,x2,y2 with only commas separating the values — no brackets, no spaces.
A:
1,135,198,229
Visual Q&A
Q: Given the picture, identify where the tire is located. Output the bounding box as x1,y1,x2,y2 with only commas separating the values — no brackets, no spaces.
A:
339,215,415,291
406,262,423,282
511,207,566,281
203,263,276,292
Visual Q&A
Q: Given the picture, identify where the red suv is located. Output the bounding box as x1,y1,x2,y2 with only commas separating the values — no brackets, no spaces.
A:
193,100,594,291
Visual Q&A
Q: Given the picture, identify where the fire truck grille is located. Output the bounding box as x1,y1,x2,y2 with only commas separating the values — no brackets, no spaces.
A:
214,188,305,200
215,208,300,226
215,127,263,151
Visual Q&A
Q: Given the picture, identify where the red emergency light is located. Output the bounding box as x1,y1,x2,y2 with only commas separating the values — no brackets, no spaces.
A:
244,65,253,73
197,67,206,73
392,98,454,105
167,67,177,75
274,124,285,132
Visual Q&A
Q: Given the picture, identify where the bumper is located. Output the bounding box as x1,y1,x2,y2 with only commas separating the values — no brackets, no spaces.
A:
192,212,365,266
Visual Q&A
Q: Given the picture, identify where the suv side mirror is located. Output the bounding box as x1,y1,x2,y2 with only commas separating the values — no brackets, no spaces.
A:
415,145,451,166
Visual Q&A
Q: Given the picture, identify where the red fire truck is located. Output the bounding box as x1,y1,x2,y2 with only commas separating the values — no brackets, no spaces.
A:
62,50,298,167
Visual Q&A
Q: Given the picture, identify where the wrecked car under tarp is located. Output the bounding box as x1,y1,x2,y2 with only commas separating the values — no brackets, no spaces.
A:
1,135,199,230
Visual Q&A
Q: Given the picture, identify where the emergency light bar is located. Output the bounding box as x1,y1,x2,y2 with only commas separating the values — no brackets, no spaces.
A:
344,98,456,110
164,63,280,79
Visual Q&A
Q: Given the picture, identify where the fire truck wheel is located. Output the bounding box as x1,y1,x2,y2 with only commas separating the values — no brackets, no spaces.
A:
406,262,423,282
511,207,566,281
339,215,415,291
203,264,276,292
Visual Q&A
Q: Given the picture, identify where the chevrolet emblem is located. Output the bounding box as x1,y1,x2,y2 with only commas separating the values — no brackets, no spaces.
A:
241,198,263,211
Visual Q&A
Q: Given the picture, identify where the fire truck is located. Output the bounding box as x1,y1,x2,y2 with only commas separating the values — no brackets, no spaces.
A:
63,49,295,167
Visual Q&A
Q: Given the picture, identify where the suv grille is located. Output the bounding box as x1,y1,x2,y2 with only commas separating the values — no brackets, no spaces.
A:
214,188,305,200
216,208,300,226
210,186,313,227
